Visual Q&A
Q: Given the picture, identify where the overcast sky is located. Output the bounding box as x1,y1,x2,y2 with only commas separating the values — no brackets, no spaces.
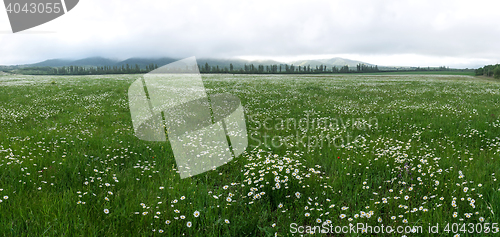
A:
1,0,500,68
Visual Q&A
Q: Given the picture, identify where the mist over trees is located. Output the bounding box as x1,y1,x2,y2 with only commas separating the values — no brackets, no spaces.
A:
1,59,472,76
198,63,379,74
6,64,159,75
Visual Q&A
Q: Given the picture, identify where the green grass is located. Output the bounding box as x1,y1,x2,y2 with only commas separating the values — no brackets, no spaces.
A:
361,70,476,76
0,73,499,236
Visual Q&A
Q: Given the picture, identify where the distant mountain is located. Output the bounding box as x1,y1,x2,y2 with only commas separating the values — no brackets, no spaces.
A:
19,56,377,70
71,57,120,67
30,57,119,67
30,59,73,67
117,57,178,68
291,57,374,68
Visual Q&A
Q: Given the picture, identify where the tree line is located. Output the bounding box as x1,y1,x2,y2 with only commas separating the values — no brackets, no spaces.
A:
8,63,159,75
4,62,472,76
199,63,379,74
5,63,379,75
475,64,500,79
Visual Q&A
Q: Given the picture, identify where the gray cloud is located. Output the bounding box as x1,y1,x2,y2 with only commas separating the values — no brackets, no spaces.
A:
1,0,499,68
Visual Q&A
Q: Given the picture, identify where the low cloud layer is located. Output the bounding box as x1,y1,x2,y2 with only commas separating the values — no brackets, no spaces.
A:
1,0,499,68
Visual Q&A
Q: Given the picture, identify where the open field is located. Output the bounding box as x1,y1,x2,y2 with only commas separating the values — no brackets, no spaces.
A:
0,73,499,236
361,71,475,76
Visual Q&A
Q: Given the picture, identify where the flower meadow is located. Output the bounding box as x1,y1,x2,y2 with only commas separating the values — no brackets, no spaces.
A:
0,73,499,236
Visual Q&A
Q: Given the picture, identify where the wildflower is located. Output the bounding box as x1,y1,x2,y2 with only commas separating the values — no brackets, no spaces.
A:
165,220,171,224
305,213,310,217
158,229,164,233
226,197,232,202
225,219,230,224
187,221,192,227
104,209,109,214
340,214,346,219
378,217,382,222
180,196,185,200
194,211,200,217
278,203,283,208
316,218,321,223
3,196,8,200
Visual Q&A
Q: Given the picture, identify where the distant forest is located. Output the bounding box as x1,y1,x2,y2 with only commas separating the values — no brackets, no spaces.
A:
1,62,466,75
199,63,380,73
475,64,500,79
2,63,160,75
